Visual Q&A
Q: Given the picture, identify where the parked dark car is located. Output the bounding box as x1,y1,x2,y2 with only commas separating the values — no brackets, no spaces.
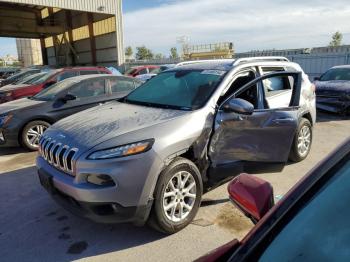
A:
0,75,142,150
314,65,350,114
0,67,111,104
197,137,350,262
0,68,20,81
0,69,41,87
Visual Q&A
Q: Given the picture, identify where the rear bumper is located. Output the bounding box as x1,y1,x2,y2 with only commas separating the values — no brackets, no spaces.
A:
316,95,350,114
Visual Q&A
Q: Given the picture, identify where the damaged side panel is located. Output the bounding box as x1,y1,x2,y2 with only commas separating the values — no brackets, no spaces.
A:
209,109,298,166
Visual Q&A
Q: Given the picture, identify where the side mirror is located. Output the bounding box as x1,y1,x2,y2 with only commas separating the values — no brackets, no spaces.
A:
223,98,254,115
44,81,56,88
58,94,77,103
314,77,320,81
228,174,274,223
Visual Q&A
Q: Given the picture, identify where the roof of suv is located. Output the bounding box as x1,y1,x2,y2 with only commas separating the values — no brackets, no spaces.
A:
173,57,291,72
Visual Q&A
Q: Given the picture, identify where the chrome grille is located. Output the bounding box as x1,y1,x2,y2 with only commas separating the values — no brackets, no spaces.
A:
39,136,79,175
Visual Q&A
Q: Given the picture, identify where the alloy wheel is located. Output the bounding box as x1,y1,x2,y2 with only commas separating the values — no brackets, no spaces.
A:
26,124,48,148
162,171,197,223
297,125,311,157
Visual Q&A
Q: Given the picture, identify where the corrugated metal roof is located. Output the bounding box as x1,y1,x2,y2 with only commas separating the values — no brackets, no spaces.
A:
0,0,118,14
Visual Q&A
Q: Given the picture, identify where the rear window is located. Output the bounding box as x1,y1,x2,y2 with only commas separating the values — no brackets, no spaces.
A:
110,79,136,93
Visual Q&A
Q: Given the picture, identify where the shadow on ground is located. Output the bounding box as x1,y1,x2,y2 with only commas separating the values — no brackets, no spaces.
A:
316,111,350,123
0,147,27,156
0,167,165,262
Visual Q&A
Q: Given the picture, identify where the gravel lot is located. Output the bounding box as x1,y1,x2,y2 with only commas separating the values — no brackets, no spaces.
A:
0,112,349,262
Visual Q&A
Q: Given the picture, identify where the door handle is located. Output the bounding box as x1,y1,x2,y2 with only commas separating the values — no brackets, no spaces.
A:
272,118,294,124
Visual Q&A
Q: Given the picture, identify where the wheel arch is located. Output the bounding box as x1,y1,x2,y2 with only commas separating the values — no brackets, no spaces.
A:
18,117,55,145
301,111,313,126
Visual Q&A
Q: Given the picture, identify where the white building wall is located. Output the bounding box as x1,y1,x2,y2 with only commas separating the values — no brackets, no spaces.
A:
16,38,43,67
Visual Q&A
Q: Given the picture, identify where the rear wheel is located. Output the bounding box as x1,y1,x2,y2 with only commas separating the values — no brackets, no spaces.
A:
21,120,50,151
149,157,203,234
289,118,312,162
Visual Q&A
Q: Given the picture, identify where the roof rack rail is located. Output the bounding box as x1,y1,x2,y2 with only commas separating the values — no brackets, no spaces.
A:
233,56,289,66
175,59,236,67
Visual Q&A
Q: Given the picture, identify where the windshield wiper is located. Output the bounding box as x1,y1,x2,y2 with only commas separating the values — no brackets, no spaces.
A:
124,98,192,111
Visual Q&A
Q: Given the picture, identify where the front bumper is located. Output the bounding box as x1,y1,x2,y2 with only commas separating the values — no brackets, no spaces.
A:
36,149,163,225
0,127,20,147
316,95,350,114
0,96,13,104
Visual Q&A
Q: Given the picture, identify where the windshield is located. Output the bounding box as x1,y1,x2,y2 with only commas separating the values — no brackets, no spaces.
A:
21,73,47,84
31,79,77,101
320,68,350,81
30,70,58,84
125,69,226,110
259,159,350,262
6,71,32,82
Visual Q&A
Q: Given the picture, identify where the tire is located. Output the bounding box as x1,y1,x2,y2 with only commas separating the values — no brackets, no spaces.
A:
21,120,50,151
289,118,312,162
149,157,203,234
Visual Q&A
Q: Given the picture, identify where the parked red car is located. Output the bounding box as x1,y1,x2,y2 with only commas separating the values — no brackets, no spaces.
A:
198,137,350,261
0,67,111,104
124,65,160,77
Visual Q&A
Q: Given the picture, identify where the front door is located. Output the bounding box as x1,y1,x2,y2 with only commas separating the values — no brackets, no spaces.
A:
209,71,302,177
49,78,110,120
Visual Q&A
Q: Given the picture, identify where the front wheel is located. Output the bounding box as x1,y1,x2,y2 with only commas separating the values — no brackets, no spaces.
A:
149,157,203,234
21,120,50,151
289,118,312,162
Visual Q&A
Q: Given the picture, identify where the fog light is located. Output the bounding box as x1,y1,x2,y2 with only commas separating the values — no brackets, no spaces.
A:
86,174,116,187
0,131,4,142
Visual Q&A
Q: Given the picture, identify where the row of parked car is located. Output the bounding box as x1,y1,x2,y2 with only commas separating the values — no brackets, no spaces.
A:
0,58,348,260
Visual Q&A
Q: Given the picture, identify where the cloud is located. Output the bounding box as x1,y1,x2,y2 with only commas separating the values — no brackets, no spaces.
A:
123,0,350,55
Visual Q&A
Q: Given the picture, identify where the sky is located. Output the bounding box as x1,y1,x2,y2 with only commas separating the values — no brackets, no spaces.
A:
1,0,350,57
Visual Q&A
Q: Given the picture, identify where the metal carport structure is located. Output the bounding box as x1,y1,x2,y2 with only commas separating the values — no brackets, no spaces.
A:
0,0,125,66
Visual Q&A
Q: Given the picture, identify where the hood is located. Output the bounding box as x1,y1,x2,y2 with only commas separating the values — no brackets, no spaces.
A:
315,80,350,95
0,84,32,93
0,97,46,115
47,101,190,149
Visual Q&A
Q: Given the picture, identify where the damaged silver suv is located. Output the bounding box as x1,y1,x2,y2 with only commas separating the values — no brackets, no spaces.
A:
37,57,316,233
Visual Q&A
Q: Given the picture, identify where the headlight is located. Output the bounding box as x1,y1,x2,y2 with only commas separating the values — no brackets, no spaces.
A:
88,139,154,160
0,115,13,127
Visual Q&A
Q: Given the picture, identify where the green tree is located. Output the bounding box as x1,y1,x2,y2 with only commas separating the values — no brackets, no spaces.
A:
125,46,133,58
155,53,164,60
136,46,154,60
329,31,343,47
170,47,179,59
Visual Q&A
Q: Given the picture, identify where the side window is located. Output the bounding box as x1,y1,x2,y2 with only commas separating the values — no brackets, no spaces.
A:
261,67,293,109
68,79,106,98
80,70,99,75
219,70,257,107
57,71,78,82
110,79,136,93
261,67,291,96
138,68,148,75
149,68,160,74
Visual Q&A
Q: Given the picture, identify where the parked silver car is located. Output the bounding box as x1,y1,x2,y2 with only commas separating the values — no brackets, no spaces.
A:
37,57,316,233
